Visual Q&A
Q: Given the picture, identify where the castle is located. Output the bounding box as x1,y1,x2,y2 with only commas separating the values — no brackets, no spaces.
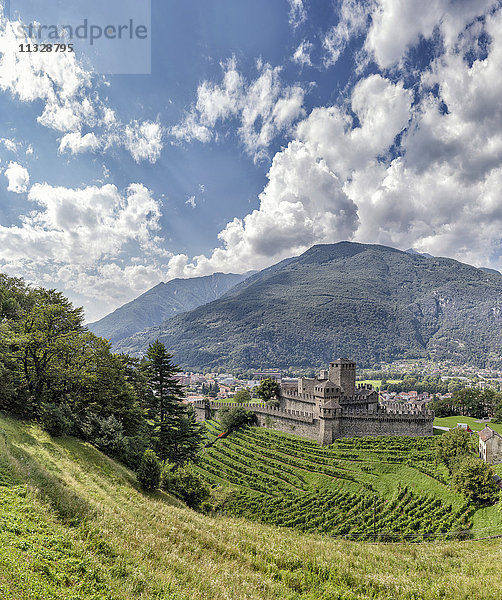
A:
193,358,434,445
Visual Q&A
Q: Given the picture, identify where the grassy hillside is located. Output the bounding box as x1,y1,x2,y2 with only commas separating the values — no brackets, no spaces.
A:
2,415,502,599
115,242,502,370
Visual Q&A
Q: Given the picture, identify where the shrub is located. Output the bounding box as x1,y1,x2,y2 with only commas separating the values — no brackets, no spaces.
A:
40,403,74,437
233,389,251,404
219,406,257,432
452,457,500,504
171,462,210,509
137,449,161,490
434,428,473,473
92,415,126,458
159,460,175,491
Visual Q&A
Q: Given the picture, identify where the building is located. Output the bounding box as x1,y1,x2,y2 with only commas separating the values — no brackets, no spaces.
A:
194,358,433,445
478,426,502,464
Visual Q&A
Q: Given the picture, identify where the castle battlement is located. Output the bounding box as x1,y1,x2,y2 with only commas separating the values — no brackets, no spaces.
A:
192,358,434,444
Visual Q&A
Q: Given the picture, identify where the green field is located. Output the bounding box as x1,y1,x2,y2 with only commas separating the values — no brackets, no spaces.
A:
199,421,502,540
3,415,502,599
433,416,502,434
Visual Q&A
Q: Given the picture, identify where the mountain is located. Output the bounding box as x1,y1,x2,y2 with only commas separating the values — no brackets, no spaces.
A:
114,242,502,370
87,271,253,345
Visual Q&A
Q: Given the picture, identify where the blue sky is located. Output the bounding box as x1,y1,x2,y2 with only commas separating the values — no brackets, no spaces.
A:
1,0,502,321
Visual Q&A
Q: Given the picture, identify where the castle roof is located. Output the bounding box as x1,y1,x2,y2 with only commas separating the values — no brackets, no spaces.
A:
479,426,502,442
317,380,338,389
355,388,374,397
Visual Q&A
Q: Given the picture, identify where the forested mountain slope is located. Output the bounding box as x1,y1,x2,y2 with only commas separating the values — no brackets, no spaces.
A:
116,242,502,370
87,271,253,345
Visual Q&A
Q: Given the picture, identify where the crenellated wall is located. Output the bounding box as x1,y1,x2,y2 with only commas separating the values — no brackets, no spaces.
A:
191,399,434,444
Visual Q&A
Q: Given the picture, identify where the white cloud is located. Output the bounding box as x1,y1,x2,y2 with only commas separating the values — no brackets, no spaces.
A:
4,160,29,193
0,182,169,320
0,13,163,163
364,0,497,69
59,132,101,154
124,121,164,164
165,6,502,277
292,41,313,67
323,0,375,66
322,0,497,70
0,137,18,152
288,0,307,28
186,195,197,208
172,57,306,161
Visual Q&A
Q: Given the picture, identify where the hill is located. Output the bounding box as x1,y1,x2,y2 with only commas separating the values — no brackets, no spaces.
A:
87,271,253,345
115,242,502,370
2,415,502,599
198,421,479,540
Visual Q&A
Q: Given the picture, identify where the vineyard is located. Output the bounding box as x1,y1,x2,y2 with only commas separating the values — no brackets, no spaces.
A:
197,422,472,540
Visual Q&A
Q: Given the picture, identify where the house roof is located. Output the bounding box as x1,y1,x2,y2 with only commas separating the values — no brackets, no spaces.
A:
479,426,502,442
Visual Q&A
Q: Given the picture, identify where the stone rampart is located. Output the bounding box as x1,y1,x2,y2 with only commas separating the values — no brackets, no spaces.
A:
191,399,434,444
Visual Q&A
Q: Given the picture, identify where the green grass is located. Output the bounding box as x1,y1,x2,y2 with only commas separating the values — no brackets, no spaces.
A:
2,415,502,599
433,415,502,434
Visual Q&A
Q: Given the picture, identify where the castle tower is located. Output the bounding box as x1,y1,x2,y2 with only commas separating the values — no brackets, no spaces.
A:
328,359,356,395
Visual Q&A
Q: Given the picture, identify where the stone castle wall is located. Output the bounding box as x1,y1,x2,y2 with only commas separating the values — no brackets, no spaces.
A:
191,400,434,444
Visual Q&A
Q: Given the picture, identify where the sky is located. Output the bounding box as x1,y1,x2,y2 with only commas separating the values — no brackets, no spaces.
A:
1,0,502,322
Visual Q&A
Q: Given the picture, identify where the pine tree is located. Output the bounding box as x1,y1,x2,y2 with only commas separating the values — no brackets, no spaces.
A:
143,341,202,463
137,449,161,490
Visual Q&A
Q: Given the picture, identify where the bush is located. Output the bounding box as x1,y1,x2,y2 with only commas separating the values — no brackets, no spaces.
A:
40,403,74,437
219,406,257,432
121,433,150,470
137,449,161,490
93,415,127,457
452,457,500,504
159,460,175,491
434,428,473,473
171,462,210,509
233,389,251,404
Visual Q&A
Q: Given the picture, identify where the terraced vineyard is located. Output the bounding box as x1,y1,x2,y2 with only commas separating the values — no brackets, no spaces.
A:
198,423,472,541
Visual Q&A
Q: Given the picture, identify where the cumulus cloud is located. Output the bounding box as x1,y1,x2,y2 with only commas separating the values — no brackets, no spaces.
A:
124,121,164,164
59,132,101,154
171,57,306,161
166,5,502,277
0,13,163,163
4,161,29,192
0,182,169,319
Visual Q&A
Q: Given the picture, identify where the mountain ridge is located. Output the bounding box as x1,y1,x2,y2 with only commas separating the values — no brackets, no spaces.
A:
87,271,254,344
114,242,502,370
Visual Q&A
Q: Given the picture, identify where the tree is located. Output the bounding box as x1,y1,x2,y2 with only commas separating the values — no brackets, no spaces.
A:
137,449,161,490
170,462,210,509
452,457,500,504
8,288,85,416
143,341,203,464
219,406,257,432
434,428,473,473
233,389,251,404
144,341,185,461
256,378,280,404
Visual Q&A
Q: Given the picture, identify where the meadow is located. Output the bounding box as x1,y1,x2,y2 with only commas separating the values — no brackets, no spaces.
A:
2,414,502,599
